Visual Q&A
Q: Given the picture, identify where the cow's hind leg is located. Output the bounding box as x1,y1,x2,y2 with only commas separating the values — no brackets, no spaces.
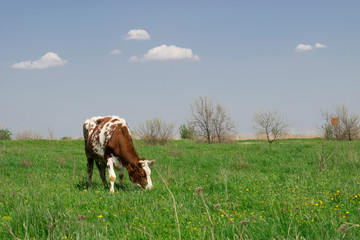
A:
87,157,94,188
95,161,108,188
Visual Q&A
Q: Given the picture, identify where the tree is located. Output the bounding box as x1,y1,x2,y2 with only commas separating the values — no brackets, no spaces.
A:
189,96,215,143
137,118,175,145
253,110,289,143
212,103,237,143
320,105,360,141
189,96,236,143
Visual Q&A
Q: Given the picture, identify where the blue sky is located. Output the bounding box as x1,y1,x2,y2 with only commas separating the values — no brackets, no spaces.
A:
1,1,360,138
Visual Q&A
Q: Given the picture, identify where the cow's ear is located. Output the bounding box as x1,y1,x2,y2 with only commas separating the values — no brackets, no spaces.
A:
148,160,155,166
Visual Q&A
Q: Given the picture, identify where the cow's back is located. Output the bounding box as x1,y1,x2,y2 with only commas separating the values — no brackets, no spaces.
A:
83,116,129,158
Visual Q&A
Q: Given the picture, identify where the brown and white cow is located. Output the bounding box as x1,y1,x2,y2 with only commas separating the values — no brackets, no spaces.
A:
83,116,155,192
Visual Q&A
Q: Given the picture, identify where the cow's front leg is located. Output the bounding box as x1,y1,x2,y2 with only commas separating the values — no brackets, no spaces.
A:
118,167,125,186
106,157,117,193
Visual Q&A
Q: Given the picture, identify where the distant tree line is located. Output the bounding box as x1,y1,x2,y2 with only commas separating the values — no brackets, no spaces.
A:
136,97,360,145
2,98,360,144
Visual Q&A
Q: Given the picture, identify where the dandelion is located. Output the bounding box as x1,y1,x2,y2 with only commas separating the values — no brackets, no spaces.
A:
188,222,192,224
98,215,103,218
62,237,68,239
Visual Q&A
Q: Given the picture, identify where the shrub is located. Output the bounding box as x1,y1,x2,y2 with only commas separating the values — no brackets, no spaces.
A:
61,136,72,140
137,118,175,145
0,128,12,140
179,124,196,139
14,129,42,140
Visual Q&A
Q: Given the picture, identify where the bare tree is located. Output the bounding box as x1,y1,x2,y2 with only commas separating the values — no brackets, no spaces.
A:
189,96,236,143
189,96,215,143
253,110,289,143
212,103,237,142
137,118,175,145
320,105,360,141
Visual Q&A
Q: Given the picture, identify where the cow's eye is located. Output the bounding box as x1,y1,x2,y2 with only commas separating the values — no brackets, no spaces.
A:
140,174,146,178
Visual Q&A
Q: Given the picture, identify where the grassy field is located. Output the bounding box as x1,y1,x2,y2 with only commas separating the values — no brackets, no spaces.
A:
1,139,360,239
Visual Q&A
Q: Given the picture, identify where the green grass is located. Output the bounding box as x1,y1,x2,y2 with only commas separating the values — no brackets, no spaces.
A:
1,139,360,239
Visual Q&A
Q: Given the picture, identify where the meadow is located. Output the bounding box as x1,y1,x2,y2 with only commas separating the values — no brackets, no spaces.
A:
0,139,360,239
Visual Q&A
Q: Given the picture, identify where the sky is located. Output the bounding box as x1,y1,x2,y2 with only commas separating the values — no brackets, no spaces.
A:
1,0,360,139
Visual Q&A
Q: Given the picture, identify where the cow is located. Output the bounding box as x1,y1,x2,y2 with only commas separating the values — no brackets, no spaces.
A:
83,116,155,192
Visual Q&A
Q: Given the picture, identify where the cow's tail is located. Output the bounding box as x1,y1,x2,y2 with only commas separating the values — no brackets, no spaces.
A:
83,119,91,141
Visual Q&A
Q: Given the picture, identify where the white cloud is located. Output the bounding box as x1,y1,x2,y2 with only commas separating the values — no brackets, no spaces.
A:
295,44,314,52
131,44,200,62
12,52,67,70
129,56,139,62
314,43,327,48
295,43,328,52
109,49,122,55
125,29,150,40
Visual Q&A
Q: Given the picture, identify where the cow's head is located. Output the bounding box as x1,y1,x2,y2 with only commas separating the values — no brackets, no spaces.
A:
128,159,155,189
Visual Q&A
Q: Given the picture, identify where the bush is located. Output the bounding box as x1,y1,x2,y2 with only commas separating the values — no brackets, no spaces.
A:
320,105,360,141
0,128,12,140
14,129,42,140
61,136,72,140
137,118,175,145
179,124,196,139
